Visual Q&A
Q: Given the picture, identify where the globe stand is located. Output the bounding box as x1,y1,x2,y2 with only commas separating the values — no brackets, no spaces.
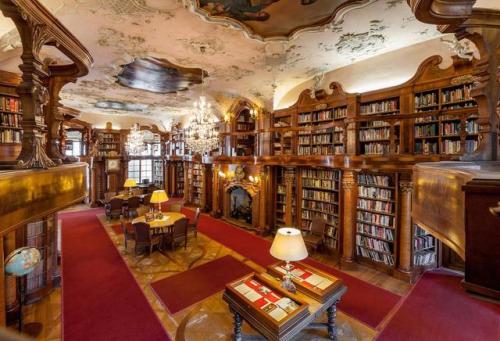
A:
17,276,43,338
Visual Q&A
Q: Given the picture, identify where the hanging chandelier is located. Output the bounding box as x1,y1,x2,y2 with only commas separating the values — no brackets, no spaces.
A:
185,70,219,155
125,123,145,155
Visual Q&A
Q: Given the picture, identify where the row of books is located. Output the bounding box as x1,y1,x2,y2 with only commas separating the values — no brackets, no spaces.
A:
414,251,436,266
360,99,399,115
356,246,395,266
414,92,438,109
298,107,347,123
360,121,391,128
441,122,460,136
325,225,338,239
359,128,390,141
414,234,434,251
358,174,391,187
99,133,118,139
0,112,21,127
415,115,438,123
415,124,438,137
466,119,479,134
302,168,338,180
302,189,337,202
99,144,119,150
441,84,473,104
415,141,438,154
465,139,478,153
357,222,394,241
302,201,338,214
302,178,337,190
0,129,21,143
358,186,393,200
236,123,255,131
442,140,461,154
357,198,393,213
0,97,21,113
360,142,391,155
301,210,337,225
298,134,333,145
356,235,393,253
357,211,394,228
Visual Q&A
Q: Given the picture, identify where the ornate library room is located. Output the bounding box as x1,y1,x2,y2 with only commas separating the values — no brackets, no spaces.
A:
0,0,498,340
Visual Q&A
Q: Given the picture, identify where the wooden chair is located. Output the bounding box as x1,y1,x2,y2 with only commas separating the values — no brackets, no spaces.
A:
120,220,135,250
188,207,201,238
169,202,183,213
303,217,326,253
165,218,189,250
100,191,116,206
142,193,152,210
105,198,123,220
123,196,140,218
133,222,161,255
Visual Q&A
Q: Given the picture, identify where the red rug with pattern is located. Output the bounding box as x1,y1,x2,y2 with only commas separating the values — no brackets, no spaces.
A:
151,255,253,314
377,270,500,340
60,209,170,341
181,208,401,329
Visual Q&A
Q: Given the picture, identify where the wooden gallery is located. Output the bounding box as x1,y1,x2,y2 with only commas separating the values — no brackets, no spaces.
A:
0,0,498,340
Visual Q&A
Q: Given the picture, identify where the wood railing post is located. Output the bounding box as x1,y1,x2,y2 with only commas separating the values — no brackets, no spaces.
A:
341,170,357,268
398,178,414,275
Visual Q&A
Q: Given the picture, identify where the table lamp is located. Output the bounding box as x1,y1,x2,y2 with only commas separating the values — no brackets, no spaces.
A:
124,178,137,196
150,190,168,218
270,227,308,293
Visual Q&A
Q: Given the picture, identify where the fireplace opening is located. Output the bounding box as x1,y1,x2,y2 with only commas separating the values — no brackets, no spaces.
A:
230,187,252,225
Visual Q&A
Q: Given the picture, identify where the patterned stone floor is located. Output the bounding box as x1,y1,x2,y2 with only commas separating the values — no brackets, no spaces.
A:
21,205,411,341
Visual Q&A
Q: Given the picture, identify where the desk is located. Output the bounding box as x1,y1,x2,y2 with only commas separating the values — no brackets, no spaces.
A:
112,194,145,202
132,212,185,230
224,270,346,341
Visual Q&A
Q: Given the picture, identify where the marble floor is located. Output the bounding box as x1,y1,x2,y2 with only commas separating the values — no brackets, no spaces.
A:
20,205,411,341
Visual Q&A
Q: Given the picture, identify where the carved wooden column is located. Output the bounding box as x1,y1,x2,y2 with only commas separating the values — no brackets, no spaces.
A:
0,3,55,168
398,176,414,276
257,166,269,235
283,167,295,226
345,95,359,156
212,164,221,217
341,170,357,268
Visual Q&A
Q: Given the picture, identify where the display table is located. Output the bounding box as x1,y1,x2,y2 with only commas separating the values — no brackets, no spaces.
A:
223,270,346,341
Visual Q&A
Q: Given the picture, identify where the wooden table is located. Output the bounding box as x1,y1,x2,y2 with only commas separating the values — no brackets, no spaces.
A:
224,270,347,341
132,212,185,230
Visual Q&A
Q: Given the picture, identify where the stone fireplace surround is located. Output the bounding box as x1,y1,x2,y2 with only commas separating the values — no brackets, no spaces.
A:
223,180,260,230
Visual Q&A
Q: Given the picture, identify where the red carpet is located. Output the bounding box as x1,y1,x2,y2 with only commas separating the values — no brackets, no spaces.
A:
60,209,170,341
151,255,253,314
181,208,401,329
377,270,500,341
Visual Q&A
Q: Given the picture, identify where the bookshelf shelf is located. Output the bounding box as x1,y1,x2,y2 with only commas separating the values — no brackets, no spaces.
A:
187,162,204,207
274,167,296,230
413,224,437,268
0,95,22,148
356,173,397,268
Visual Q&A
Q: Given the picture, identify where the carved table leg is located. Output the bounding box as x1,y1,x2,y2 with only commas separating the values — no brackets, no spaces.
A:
232,308,243,341
326,300,339,340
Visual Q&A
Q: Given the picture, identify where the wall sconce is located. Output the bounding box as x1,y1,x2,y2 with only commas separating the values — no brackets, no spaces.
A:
249,108,259,120
223,112,231,122
218,170,227,179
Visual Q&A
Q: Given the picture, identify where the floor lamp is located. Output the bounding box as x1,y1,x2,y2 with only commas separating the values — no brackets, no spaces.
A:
5,247,43,337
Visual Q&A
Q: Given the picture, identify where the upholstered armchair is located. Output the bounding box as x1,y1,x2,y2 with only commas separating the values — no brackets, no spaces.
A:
165,218,189,250
123,196,141,218
120,220,135,250
105,198,124,220
132,222,161,255
188,207,201,238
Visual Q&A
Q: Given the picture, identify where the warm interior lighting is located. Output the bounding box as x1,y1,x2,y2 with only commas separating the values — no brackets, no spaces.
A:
150,190,168,216
270,227,308,292
123,178,137,196
218,170,226,178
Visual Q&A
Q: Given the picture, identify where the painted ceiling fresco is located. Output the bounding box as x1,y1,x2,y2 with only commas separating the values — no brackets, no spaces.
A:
0,0,443,129
194,0,366,40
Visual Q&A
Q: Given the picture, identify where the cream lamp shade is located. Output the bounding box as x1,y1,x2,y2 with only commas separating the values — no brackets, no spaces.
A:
123,178,137,188
150,190,169,204
270,227,308,262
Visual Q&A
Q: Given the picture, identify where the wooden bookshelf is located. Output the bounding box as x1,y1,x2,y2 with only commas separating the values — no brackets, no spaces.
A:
234,109,256,156
358,97,400,155
153,159,164,188
297,106,346,156
412,224,437,268
355,173,398,269
187,162,204,207
0,94,22,161
272,111,293,156
175,161,184,197
274,167,296,229
299,168,341,252
95,130,121,157
413,82,478,155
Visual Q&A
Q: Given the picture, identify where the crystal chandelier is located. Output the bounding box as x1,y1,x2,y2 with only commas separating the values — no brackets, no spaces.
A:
125,123,145,155
185,96,219,155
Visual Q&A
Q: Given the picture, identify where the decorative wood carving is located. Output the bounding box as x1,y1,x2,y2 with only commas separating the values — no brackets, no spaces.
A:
0,0,92,169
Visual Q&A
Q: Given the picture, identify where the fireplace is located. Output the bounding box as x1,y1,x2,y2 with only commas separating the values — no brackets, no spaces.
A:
230,187,252,225
223,181,260,230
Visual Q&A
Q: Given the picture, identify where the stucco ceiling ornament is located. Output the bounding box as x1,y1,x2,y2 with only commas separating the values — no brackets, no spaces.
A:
440,37,474,61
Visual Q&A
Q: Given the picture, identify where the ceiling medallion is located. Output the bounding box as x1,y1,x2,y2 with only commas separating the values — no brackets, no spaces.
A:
191,0,375,41
116,57,207,94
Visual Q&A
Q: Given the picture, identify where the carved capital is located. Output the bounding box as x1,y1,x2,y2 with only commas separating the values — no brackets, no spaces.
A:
284,168,295,186
399,181,414,193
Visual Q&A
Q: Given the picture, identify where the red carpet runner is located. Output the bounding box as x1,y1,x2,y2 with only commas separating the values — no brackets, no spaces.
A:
151,255,253,314
377,270,500,341
181,208,401,329
60,209,170,341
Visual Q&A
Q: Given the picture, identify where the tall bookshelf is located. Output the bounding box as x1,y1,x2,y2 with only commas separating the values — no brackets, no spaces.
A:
0,95,22,160
300,168,341,252
355,173,397,269
297,106,346,156
274,167,295,229
175,161,184,197
187,162,204,207
170,128,189,156
96,130,121,157
234,109,255,156
413,224,437,268
272,112,293,156
153,159,164,188
358,98,400,155
413,83,478,155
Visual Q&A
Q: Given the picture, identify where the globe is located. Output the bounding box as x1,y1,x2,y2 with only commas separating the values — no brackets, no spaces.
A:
5,247,41,277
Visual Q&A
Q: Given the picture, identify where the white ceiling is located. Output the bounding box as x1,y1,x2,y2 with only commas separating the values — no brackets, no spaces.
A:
0,0,445,129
